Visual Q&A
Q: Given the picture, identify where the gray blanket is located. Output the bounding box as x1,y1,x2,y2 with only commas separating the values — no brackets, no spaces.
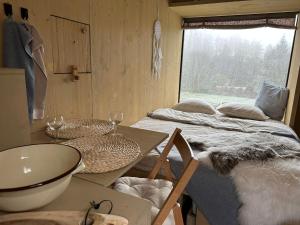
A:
148,108,298,140
149,108,300,174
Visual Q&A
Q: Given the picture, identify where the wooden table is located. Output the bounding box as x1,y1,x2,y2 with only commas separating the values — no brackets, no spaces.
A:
1,126,168,225
31,125,168,187
0,177,152,225
41,177,152,225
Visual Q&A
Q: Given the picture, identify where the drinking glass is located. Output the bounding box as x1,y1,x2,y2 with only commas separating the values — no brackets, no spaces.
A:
47,115,64,142
108,112,123,136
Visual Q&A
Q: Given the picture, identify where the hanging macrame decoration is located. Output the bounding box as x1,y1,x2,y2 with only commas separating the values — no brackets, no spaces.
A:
152,2,162,80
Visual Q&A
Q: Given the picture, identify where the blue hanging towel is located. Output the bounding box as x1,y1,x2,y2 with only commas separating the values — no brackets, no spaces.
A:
3,18,35,122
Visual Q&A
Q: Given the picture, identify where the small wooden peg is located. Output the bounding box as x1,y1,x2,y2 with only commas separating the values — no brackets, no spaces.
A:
71,65,79,81
81,27,87,34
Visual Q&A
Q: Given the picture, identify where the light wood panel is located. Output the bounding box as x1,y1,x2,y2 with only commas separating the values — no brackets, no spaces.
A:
0,0,182,134
286,16,300,129
0,0,94,133
170,0,300,18
169,0,249,7
90,0,183,125
52,16,91,74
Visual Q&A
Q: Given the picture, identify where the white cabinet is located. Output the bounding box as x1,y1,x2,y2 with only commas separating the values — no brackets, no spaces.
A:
0,68,30,150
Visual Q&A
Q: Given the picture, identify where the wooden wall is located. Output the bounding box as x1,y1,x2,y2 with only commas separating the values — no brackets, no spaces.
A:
0,0,183,131
90,0,182,125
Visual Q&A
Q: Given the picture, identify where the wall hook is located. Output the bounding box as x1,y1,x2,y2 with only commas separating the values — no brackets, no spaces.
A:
21,7,28,20
4,3,12,17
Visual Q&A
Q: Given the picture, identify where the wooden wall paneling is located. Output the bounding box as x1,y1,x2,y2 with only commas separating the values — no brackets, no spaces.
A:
292,67,300,135
91,0,181,124
31,73,93,131
0,0,93,132
143,0,161,115
49,0,90,25
138,0,181,121
90,0,126,121
32,0,93,131
160,0,170,108
137,0,153,119
169,0,248,7
90,0,182,125
52,16,91,74
164,8,183,107
123,0,141,121
0,0,182,133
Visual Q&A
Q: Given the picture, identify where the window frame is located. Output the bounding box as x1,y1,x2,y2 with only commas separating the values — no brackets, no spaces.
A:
286,15,299,86
178,24,297,103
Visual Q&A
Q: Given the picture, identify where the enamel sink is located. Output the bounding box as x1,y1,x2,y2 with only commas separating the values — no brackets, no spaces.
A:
0,144,84,212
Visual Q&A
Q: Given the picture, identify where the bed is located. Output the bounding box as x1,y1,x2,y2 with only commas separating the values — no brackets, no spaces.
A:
131,108,300,225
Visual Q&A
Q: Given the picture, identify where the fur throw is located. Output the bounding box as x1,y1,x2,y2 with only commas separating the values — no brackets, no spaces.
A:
190,141,300,175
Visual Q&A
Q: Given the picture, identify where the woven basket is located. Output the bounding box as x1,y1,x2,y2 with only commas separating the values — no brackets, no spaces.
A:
63,135,141,173
46,119,113,139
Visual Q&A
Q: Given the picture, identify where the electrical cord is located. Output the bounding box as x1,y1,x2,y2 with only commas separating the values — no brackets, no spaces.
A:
83,200,113,225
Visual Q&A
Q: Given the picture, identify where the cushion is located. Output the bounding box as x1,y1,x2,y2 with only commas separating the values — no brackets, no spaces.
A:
217,102,268,121
173,99,216,115
255,82,289,121
114,177,175,225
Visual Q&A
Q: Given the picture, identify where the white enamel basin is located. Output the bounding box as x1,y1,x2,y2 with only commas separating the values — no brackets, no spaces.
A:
0,144,84,212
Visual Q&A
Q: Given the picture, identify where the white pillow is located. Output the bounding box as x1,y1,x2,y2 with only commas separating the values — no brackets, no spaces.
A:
217,102,268,121
173,99,216,115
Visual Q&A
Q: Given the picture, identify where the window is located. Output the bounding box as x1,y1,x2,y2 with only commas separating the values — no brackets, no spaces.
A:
180,14,297,105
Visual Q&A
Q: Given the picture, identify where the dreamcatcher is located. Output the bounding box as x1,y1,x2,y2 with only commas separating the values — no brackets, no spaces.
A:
152,0,162,80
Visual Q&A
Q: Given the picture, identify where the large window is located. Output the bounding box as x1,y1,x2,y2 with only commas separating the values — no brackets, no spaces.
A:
180,16,296,105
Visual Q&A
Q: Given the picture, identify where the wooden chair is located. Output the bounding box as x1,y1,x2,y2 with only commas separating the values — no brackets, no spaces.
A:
114,128,200,225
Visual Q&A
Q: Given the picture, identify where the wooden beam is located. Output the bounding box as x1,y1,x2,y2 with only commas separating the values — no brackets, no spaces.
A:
169,0,248,7
169,0,300,18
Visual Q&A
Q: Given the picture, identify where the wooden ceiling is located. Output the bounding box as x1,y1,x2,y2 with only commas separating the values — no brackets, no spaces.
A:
169,0,300,18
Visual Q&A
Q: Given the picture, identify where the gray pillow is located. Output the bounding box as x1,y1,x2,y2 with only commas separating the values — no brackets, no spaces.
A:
255,82,289,121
